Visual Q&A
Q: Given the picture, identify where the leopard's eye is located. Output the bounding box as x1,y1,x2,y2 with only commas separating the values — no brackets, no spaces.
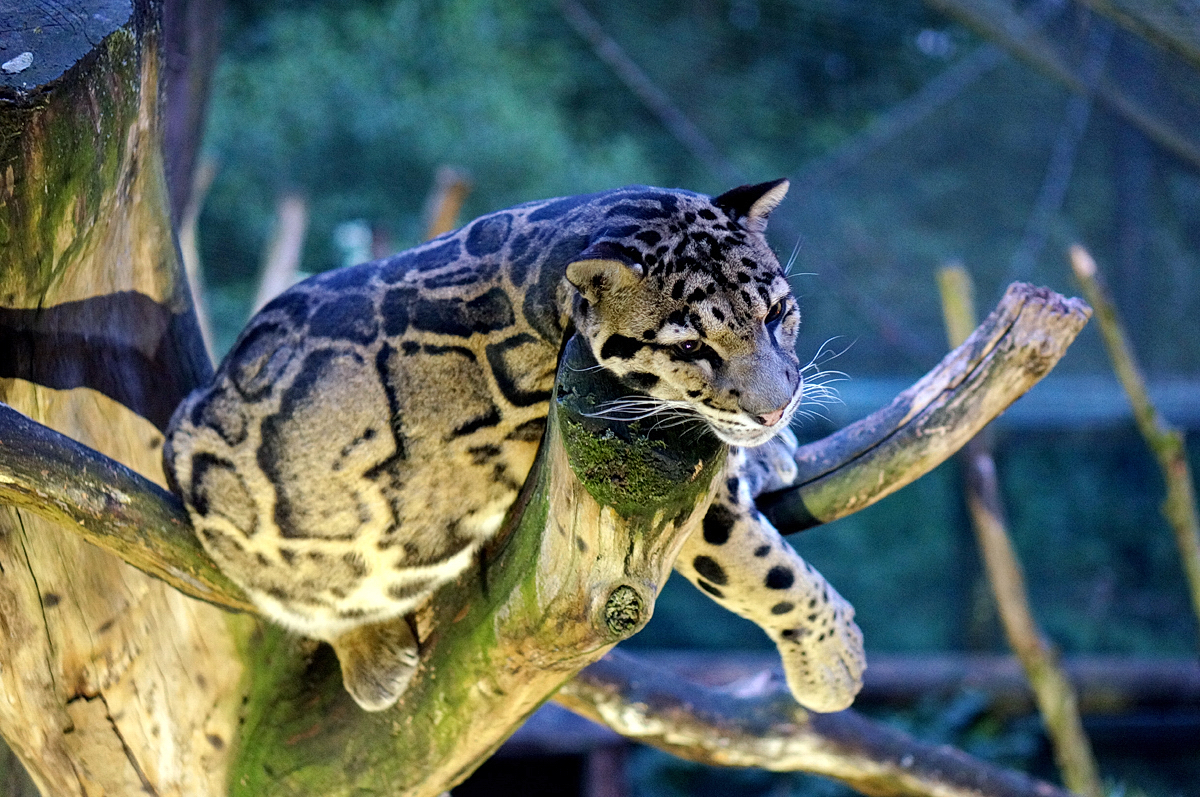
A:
675,339,701,356
764,300,785,325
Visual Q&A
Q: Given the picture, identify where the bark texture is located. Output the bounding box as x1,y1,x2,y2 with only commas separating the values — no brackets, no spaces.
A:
558,650,1074,797
0,3,242,795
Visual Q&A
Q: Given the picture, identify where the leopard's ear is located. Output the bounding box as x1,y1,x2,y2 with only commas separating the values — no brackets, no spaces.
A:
566,241,644,304
713,179,789,233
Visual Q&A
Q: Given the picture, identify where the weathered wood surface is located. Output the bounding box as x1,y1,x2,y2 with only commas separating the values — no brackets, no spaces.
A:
557,650,1074,797
758,283,1092,533
0,2,240,796
0,281,1090,796
0,401,251,611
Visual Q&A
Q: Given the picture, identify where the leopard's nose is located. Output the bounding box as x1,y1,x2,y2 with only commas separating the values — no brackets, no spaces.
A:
756,405,787,427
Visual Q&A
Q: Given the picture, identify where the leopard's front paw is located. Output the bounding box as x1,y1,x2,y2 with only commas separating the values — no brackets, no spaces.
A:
768,574,864,713
331,618,421,712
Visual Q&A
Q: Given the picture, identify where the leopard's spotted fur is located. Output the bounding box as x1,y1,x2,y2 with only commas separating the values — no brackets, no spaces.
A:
164,180,865,712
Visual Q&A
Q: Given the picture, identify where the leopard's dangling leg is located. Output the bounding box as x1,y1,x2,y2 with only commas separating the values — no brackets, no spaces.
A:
675,449,865,712
330,617,420,711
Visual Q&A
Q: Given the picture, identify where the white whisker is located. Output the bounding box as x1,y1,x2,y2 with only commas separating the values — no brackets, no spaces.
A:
783,236,804,278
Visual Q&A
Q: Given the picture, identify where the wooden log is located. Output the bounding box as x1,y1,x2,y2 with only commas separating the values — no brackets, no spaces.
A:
0,3,240,796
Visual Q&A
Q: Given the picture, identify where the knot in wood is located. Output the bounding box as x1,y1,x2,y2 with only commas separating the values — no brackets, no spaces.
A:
603,585,643,637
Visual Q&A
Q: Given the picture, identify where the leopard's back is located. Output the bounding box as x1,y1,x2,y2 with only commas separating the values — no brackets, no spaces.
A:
166,196,583,636
165,182,801,640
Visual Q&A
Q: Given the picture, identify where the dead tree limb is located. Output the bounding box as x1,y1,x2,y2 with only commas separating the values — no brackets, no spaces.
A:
938,266,1103,797
758,282,1093,533
556,649,1074,797
1070,245,1200,643
0,401,251,612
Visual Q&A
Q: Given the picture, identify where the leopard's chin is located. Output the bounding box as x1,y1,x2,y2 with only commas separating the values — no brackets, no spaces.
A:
710,425,782,448
706,389,803,448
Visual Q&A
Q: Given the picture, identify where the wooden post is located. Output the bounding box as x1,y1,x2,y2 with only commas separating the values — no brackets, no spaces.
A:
0,3,242,795
938,266,1103,797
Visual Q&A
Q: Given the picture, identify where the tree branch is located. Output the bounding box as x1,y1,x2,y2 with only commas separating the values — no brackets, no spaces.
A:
0,282,1091,796
558,0,743,185
556,649,1074,797
1070,245,1200,644
925,0,1200,171
939,266,1103,797
758,282,1092,533
0,402,253,613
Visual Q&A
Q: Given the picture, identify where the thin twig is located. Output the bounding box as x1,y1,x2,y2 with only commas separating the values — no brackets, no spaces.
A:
789,45,1006,192
178,158,218,359
1070,245,1200,642
938,265,1104,797
422,166,472,241
1008,18,1114,281
253,191,309,312
927,0,1200,170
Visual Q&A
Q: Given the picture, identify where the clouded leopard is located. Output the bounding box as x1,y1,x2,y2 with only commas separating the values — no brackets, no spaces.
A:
164,180,865,712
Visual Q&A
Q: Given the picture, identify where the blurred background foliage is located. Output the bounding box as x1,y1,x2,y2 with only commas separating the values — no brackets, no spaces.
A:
184,0,1200,794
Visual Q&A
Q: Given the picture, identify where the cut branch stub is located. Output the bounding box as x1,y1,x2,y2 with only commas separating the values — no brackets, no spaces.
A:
759,283,1092,533
230,334,727,797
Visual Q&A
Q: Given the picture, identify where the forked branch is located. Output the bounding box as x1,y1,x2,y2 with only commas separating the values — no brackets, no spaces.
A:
0,282,1090,796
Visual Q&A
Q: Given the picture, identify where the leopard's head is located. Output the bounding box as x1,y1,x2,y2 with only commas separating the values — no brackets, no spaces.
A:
567,179,801,447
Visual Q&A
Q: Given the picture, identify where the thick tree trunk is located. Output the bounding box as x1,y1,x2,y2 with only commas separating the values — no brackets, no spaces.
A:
229,336,728,796
0,3,239,795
